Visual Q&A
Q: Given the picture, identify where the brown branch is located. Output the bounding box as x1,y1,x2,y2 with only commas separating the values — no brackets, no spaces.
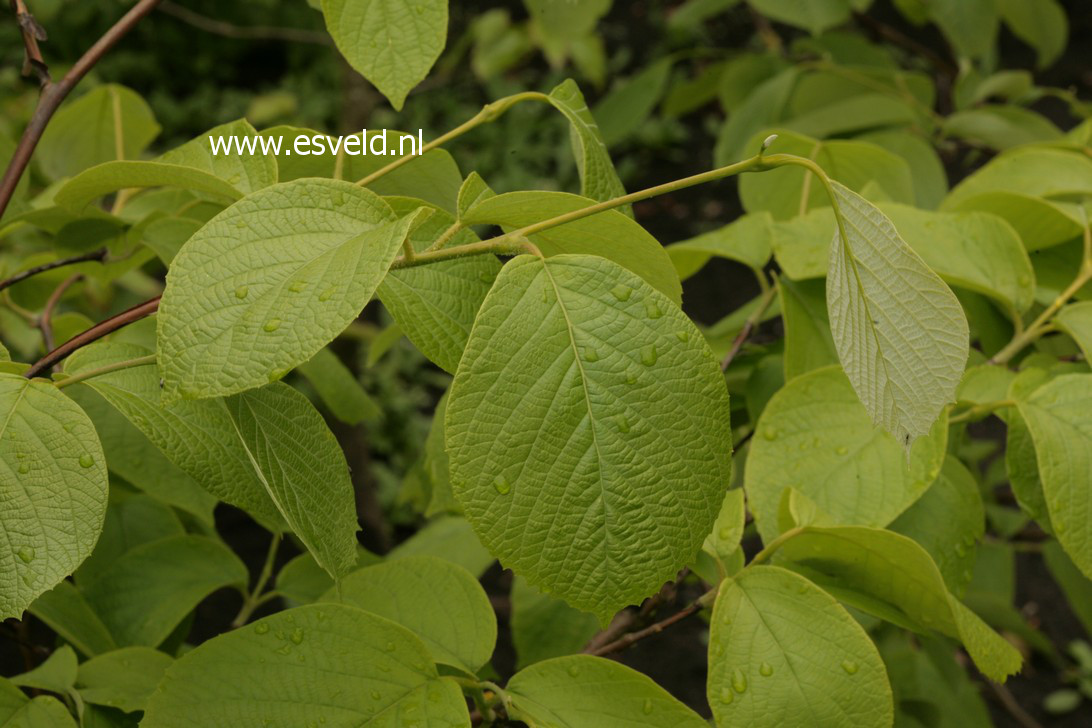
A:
158,1,331,45
721,281,778,371
38,273,81,355
986,680,1043,728
0,0,164,220
0,248,106,293
11,0,49,85
587,601,706,658
23,295,159,379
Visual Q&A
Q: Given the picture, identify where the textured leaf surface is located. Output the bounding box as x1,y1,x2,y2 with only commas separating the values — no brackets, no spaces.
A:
0,374,107,619
827,181,968,447
510,577,599,670
77,647,172,713
81,535,247,647
320,0,448,110
55,161,242,213
142,604,470,727
158,179,411,399
1015,374,1092,579
446,255,731,619
774,526,1022,681
745,367,947,543
462,191,681,304
708,565,892,727
507,655,707,728
321,556,496,673
547,80,627,204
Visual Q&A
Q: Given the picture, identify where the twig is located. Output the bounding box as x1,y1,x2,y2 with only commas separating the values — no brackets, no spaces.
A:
231,534,282,628
23,296,160,379
721,274,778,371
38,273,81,355
986,680,1043,728
587,601,707,658
0,249,106,293
158,1,331,45
582,570,689,654
0,0,164,220
11,0,49,85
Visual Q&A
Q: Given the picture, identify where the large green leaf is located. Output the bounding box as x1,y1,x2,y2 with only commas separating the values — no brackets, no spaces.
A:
1055,302,1092,362
81,535,247,647
745,366,946,543
446,255,731,619
76,647,172,713
772,526,1023,681
740,130,914,221
320,0,448,110
462,191,681,304
708,565,892,727
880,204,1035,314
547,79,627,204
10,644,77,694
510,576,599,669
157,119,277,195
158,178,415,399
55,161,242,213
942,107,1062,150
28,581,117,657
1014,374,1092,579
0,695,77,728
507,655,707,728
321,556,496,673
827,182,968,448
142,604,470,727
36,84,160,180
943,191,1082,251
998,0,1067,68
0,374,107,619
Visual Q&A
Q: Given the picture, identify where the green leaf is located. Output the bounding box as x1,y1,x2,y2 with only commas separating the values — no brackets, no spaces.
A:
784,94,917,139
510,576,599,669
55,161,242,214
158,179,414,399
1042,541,1092,637
456,172,494,220
1014,374,1092,579
708,565,892,727
740,130,914,221
1055,302,1092,362
889,455,985,595
0,678,26,721
715,68,799,166
780,276,837,380
857,129,948,210
827,181,969,448
747,0,852,35
321,555,495,673
320,0,448,110
28,581,118,657
769,206,836,280
942,106,1062,150
423,391,459,517
0,696,77,728
923,0,999,59
378,201,501,373
141,216,202,265
157,119,277,195
507,655,707,727
76,647,172,713
998,0,1067,68
446,255,731,619
946,191,1082,252
879,633,993,728
36,85,160,180
462,191,682,304
880,204,1035,314
594,58,673,147
547,79,628,205
666,212,773,281
81,535,247,647
745,366,947,543
297,347,380,425
142,604,471,727
0,374,107,619
10,645,77,694
74,495,185,586
387,517,494,577
772,526,1023,681
275,549,382,605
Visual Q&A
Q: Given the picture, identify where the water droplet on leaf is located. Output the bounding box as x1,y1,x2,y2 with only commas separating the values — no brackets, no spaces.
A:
731,668,747,693
841,660,859,675
17,547,34,564
493,475,510,495
645,300,663,319
675,330,689,342
583,347,600,362
235,285,249,299
759,662,773,677
640,345,658,366
79,454,94,468
255,623,270,635
263,319,281,333
290,627,304,644
642,699,653,715
610,284,632,301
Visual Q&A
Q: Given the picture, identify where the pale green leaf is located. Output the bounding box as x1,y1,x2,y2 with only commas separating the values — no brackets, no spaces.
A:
880,203,1035,314
879,633,993,728
10,645,77,694
0,374,107,619
456,172,494,220
158,119,277,195
945,190,1082,252
1015,374,1092,579
1055,302,1092,362
142,604,471,727
998,0,1067,68
0,696,77,728
784,94,917,139
942,147,1092,214
81,535,247,647
666,212,773,281
745,366,947,543
462,191,681,304
747,0,852,35
0,678,26,722
857,129,948,210
507,655,707,728
320,0,447,110
780,276,837,380
36,85,159,180
769,206,836,280
510,576,599,669
388,517,494,577
158,179,413,399
74,495,184,586
547,79,628,204
942,106,1062,150
446,255,731,619
925,0,999,59
889,455,985,595
708,565,892,727
702,488,746,571
827,181,969,447
594,59,673,147
54,161,242,214
773,526,1023,681
297,347,380,425
76,647,172,713
321,555,496,672
714,68,799,166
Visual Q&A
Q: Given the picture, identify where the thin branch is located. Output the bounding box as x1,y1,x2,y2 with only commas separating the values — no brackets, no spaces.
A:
23,296,160,379
11,0,49,85
0,0,164,219
853,11,957,77
38,273,81,355
158,1,332,45
0,249,106,293
231,534,282,628
986,680,1043,728
721,273,778,371
587,601,706,658
53,353,156,390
